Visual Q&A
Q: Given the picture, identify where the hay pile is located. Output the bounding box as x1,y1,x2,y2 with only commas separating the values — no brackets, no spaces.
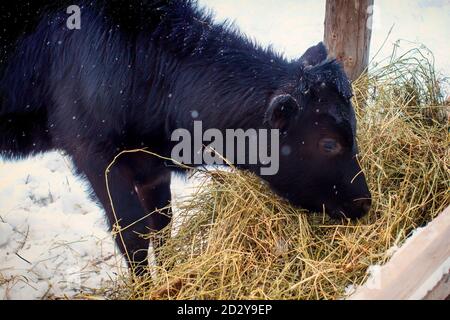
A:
111,47,449,300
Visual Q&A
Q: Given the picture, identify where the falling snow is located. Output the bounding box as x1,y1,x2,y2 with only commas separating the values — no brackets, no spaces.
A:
281,145,292,156
191,110,199,119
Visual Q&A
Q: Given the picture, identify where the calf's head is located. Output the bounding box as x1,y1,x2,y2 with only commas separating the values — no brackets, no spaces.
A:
263,43,371,220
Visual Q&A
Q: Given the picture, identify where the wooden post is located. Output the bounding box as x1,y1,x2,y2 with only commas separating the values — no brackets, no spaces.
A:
324,0,374,81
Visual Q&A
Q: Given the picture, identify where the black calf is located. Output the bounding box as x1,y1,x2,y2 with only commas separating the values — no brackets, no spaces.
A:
0,0,371,273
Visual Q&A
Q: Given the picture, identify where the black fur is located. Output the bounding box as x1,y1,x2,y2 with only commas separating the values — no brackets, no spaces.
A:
0,0,371,273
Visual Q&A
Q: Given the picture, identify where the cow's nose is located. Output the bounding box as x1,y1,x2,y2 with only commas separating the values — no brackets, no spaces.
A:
353,198,371,218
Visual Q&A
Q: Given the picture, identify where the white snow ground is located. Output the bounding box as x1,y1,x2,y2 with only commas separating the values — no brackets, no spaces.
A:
1,0,449,300
0,151,198,299
0,152,124,299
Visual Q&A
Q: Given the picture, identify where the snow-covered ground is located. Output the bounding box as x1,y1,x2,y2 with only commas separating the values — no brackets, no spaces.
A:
0,151,197,299
1,0,449,300
0,152,130,299
0,152,120,299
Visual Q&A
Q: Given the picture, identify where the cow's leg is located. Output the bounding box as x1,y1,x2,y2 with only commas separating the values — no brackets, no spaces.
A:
132,164,172,264
72,151,172,275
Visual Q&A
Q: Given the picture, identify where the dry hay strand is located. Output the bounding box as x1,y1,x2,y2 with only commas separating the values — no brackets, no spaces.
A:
111,47,449,300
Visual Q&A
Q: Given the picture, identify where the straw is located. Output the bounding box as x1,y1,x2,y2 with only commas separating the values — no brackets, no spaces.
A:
106,46,449,300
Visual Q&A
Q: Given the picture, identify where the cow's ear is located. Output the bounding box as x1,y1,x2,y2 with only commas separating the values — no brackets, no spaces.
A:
264,94,299,133
299,42,328,67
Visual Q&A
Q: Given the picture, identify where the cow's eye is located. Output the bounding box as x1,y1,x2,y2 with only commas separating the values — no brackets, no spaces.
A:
318,138,342,155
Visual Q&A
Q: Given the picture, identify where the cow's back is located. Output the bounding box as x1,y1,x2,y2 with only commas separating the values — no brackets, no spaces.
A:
0,1,182,158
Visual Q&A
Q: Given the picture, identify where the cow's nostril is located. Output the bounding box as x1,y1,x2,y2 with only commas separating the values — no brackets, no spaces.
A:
355,198,371,216
328,198,372,220
362,200,371,214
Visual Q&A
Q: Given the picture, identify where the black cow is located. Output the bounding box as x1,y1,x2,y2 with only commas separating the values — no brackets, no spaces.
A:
0,0,371,274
